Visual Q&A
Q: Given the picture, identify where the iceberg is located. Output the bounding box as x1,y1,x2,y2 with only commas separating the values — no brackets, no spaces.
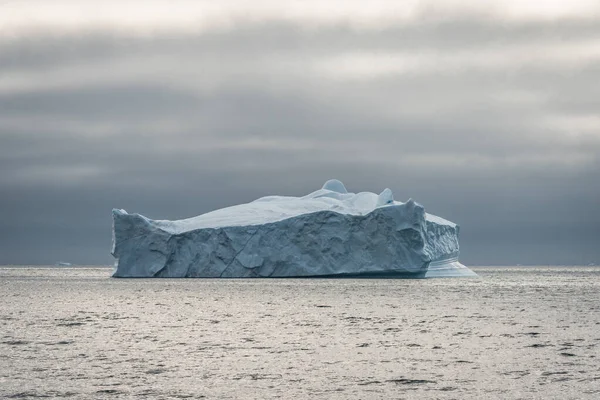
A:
55,262,72,267
111,179,476,278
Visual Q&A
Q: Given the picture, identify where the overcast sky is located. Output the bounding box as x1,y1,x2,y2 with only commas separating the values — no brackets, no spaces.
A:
1,1,599,265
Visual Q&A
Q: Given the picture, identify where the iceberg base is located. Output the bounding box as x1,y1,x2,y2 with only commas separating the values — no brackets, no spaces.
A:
297,259,476,279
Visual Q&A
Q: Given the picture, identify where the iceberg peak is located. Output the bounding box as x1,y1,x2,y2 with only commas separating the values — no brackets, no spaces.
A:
322,179,348,194
376,188,394,207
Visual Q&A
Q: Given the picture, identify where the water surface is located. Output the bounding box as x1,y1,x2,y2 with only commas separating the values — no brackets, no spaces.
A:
1,266,599,399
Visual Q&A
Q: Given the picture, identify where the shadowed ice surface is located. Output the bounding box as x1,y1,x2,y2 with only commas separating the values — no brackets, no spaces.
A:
1,266,599,399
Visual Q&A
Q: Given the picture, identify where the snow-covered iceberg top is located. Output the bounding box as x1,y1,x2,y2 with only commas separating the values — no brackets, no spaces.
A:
150,179,454,233
111,179,476,278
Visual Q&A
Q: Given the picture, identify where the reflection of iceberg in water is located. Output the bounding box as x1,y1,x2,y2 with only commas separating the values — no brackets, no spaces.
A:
111,179,476,278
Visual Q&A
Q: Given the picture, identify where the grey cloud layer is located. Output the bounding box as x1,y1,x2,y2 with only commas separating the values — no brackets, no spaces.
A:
1,16,599,265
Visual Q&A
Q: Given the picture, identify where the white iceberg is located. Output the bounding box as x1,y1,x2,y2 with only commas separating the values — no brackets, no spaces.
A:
111,179,476,278
55,262,72,267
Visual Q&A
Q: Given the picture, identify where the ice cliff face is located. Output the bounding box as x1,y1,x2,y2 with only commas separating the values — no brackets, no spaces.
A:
111,179,476,278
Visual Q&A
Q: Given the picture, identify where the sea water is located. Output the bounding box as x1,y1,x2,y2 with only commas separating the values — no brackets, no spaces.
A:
1,266,599,399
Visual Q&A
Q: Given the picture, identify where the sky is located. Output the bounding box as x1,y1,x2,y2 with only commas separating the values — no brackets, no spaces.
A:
1,0,599,265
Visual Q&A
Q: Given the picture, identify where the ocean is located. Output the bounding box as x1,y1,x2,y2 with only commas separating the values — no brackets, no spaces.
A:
1,266,599,399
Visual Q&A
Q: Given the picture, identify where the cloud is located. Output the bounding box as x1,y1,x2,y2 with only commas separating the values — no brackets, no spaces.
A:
0,11,599,265
2,0,599,34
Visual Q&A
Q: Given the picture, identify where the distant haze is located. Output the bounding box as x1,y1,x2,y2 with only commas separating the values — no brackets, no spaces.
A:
1,1,599,265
